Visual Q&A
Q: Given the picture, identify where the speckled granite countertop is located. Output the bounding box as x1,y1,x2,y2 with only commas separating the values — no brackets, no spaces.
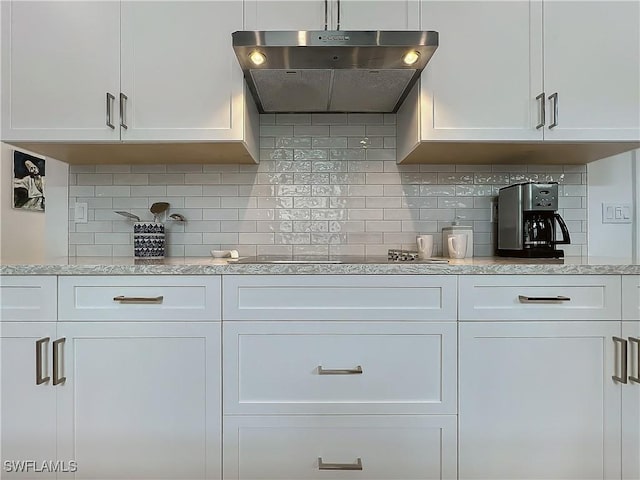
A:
1,256,639,275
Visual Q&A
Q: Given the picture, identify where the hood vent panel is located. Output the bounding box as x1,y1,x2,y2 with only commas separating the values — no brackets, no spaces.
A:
329,69,414,112
251,70,332,113
233,30,438,113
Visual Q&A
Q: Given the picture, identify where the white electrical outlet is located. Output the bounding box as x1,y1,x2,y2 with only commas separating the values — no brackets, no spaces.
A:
602,203,632,224
74,202,88,223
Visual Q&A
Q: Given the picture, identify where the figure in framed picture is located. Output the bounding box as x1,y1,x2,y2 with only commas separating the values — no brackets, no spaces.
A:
13,151,45,211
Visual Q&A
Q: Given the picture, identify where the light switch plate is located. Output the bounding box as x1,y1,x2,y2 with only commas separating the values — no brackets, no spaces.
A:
602,203,632,224
74,202,88,223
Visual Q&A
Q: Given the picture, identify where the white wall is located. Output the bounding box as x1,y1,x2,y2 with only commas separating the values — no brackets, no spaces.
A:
587,149,638,258
0,144,69,262
0,143,46,262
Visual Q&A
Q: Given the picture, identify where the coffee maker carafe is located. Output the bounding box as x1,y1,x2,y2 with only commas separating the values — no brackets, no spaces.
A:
497,182,570,258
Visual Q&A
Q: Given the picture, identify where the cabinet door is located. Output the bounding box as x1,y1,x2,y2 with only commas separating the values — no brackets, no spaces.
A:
243,0,327,30
336,0,420,30
543,1,640,141
1,323,57,479
120,1,244,141
623,321,640,480
56,322,221,479
1,1,120,142
459,322,621,480
418,1,543,141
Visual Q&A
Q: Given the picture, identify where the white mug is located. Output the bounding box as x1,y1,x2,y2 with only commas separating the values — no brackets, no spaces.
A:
416,235,434,259
447,233,467,259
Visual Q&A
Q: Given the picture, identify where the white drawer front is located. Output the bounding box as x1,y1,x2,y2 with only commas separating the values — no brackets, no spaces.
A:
223,415,457,480
58,276,221,321
223,275,457,321
623,275,640,320
224,322,456,414
459,275,621,320
0,276,57,321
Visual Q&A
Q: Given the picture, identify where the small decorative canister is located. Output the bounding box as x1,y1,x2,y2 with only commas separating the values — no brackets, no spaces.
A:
133,222,165,259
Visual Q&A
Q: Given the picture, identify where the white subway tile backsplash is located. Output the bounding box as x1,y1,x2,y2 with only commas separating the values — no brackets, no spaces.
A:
184,221,222,233
185,173,220,184
114,174,148,185
69,113,588,257
96,165,132,173
202,209,239,220
94,233,131,245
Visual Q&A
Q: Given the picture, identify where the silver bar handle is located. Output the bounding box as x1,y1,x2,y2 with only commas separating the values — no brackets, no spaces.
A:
629,337,640,384
113,295,164,304
318,457,362,471
35,337,50,385
120,93,128,129
336,0,341,30
518,295,571,303
324,0,328,30
613,336,628,384
106,93,115,129
548,92,558,129
53,338,66,386
318,365,363,375
535,92,545,129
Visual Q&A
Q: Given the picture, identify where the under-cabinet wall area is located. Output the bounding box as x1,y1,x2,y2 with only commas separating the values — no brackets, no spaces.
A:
68,113,588,257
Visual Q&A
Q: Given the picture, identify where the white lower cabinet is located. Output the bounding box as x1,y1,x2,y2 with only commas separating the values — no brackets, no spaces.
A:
0,322,57,479
55,322,221,479
223,415,457,480
459,321,622,480
623,321,640,480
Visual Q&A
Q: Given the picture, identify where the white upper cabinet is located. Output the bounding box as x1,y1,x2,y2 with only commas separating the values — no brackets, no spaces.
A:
543,1,640,141
1,1,120,142
244,0,328,30
2,0,257,153
335,0,420,30
397,0,640,163
243,0,419,30
417,0,542,141
120,1,245,141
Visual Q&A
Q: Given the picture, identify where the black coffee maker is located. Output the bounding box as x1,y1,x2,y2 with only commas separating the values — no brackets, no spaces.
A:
497,182,570,258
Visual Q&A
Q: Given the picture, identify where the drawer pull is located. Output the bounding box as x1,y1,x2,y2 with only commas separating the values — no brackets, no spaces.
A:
518,295,571,303
53,338,66,386
35,337,50,385
613,336,628,384
113,295,164,304
629,337,640,384
318,365,363,375
318,457,363,471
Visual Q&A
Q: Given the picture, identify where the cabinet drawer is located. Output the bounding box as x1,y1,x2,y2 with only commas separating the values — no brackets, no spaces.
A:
223,322,456,414
223,275,457,321
58,276,221,321
0,276,57,321
459,275,621,320
623,275,640,320
223,415,457,480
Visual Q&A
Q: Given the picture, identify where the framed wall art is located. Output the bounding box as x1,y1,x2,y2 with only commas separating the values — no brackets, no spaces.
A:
13,150,45,212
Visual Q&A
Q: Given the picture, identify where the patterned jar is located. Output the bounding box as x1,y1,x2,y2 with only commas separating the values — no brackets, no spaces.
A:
133,222,165,259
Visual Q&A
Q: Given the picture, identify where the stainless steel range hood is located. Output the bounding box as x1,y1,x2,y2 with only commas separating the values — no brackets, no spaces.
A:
232,30,438,113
